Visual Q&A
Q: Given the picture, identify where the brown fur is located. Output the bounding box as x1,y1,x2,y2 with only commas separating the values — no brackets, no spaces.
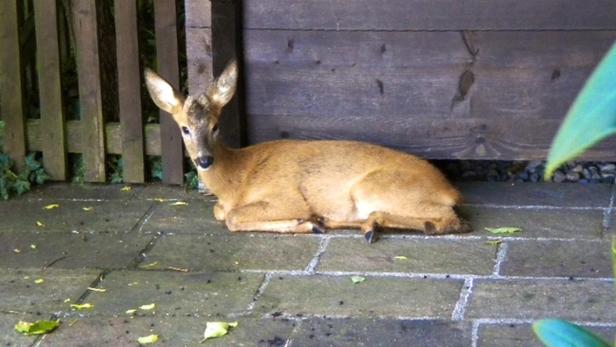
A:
145,61,469,241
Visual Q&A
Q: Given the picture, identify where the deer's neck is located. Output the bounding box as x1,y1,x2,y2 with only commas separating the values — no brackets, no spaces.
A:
198,141,246,203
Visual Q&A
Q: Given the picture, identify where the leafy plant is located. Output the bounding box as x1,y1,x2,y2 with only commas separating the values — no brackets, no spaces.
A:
107,155,124,184
545,43,616,179
0,152,49,200
533,319,610,347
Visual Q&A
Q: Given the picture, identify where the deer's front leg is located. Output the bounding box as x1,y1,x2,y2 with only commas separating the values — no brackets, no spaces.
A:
213,202,226,221
225,201,319,233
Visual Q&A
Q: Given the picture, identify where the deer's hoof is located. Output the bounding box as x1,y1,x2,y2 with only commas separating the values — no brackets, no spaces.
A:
364,230,376,244
312,225,324,234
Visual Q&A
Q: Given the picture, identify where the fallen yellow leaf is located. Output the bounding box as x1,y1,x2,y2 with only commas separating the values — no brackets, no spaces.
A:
393,256,408,261
200,321,238,342
121,186,132,192
169,201,188,206
139,303,156,311
167,266,189,272
137,334,159,344
30,244,37,249
13,249,20,254
139,261,159,269
70,303,93,310
125,309,137,315
82,207,94,211
42,204,59,210
34,278,44,284
36,221,45,227
87,287,107,293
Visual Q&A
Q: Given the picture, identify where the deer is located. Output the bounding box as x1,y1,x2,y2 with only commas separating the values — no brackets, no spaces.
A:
144,60,470,243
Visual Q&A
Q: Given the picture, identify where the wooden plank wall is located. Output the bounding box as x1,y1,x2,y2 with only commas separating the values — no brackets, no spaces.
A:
239,0,616,160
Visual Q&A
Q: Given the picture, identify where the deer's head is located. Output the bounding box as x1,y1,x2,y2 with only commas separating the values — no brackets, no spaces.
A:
144,61,237,171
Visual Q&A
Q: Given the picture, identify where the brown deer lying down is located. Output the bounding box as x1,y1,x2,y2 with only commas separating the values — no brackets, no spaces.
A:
145,61,470,243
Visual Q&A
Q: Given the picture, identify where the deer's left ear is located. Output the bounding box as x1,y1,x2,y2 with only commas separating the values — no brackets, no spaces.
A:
207,60,238,110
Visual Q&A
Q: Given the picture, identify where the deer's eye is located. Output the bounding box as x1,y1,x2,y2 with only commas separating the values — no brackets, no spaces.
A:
212,124,219,133
181,126,190,135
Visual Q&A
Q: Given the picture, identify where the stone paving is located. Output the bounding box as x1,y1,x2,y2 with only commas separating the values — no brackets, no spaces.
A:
0,182,614,346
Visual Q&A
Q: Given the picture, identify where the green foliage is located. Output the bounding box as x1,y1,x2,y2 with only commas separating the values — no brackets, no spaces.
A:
533,319,610,347
107,155,124,184
148,156,163,182
545,42,616,179
71,156,85,184
0,152,49,200
184,170,199,191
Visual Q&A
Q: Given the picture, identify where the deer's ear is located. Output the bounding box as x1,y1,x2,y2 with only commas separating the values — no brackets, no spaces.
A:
144,68,184,114
207,60,238,109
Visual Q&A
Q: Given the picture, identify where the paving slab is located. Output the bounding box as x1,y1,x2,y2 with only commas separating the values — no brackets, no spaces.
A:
81,271,264,318
501,240,612,278
254,275,463,319
141,199,228,234
136,183,210,201
41,316,296,347
0,313,44,347
477,322,615,347
19,183,143,200
289,318,471,347
0,200,153,233
319,238,496,275
457,182,613,207
0,231,153,269
145,233,320,272
0,268,100,314
458,206,604,239
467,279,616,322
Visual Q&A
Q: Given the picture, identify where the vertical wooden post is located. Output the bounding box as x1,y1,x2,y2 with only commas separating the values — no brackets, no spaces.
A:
212,0,245,147
115,0,145,183
34,0,67,180
154,0,184,185
72,0,106,182
0,0,27,170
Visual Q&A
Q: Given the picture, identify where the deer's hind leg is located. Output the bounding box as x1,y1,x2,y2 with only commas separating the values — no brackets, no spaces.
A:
225,200,320,234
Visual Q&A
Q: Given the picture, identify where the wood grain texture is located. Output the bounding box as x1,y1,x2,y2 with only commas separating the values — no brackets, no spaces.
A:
186,28,213,96
115,0,145,183
245,0,616,30
242,30,616,160
0,0,26,170
155,0,184,184
247,114,616,161
72,0,106,182
34,0,67,180
185,0,211,28
25,120,182,158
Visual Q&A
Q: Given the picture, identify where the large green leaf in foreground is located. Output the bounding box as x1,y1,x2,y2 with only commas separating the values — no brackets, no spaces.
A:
533,319,610,347
545,42,616,179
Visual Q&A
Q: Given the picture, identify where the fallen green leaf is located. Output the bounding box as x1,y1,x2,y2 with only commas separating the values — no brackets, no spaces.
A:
351,276,366,284
70,303,94,310
200,321,238,342
42,204,59,210
15,320,60,336
533,319,610,347
393,256,408,261
137,334,159,344
485,240,503,246
139,303,156,311
484,227,522,235
545,43,616,179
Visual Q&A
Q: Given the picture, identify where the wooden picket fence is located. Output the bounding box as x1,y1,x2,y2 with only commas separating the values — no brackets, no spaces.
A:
0,0,186,184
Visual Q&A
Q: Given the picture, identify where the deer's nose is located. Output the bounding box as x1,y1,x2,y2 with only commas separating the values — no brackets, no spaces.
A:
196,155,214,170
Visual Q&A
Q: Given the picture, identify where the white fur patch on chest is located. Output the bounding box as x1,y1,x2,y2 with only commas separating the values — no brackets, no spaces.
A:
353,200,377,220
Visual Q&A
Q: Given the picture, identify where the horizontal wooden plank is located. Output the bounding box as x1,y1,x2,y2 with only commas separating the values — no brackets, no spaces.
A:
244,30,470,68
247,114,616,161
245,0,616,30
25,120,188,158
245,30,616,69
